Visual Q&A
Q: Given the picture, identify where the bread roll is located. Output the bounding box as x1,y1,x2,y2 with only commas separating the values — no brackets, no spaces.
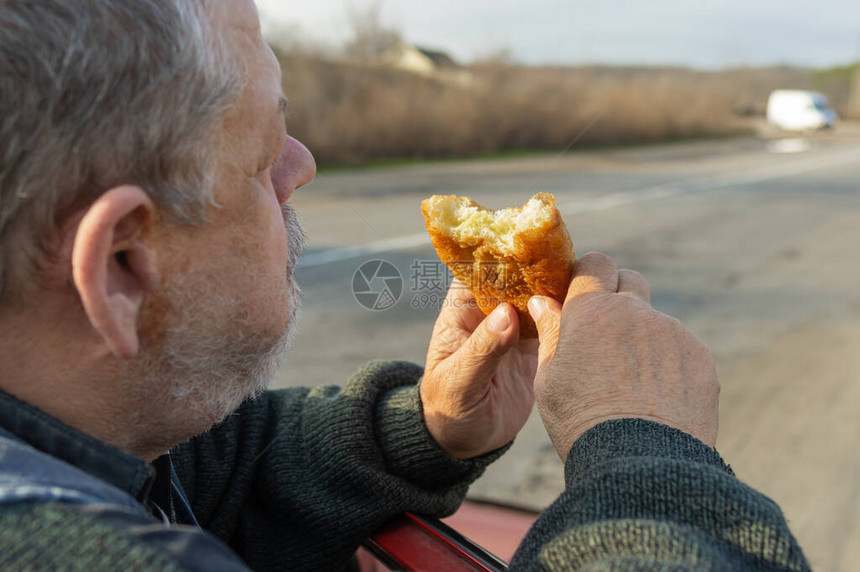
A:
421,192,575,337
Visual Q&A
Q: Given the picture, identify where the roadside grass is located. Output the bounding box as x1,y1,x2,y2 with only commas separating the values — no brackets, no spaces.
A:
275,51,824,167
315,131,760,173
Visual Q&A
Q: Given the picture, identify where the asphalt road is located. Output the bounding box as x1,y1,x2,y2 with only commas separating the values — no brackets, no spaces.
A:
274,127,860,571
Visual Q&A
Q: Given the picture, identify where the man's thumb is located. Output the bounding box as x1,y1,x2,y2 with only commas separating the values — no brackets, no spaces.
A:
528,296,562,366
453,303,518,385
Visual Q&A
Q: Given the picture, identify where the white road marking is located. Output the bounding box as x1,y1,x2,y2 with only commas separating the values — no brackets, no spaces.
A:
299,148,860,268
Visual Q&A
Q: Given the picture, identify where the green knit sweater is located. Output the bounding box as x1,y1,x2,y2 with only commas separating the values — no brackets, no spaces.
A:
0,360,810,571
512,419,810,570
169,360,507,570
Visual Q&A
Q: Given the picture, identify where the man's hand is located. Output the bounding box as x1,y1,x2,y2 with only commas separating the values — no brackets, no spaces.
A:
421,281,538,459
529,252,719,461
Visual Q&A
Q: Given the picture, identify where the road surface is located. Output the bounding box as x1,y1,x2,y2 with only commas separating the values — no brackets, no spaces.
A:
274,128,860,571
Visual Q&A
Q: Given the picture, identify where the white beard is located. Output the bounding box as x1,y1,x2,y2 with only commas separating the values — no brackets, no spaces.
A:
127,204,306,447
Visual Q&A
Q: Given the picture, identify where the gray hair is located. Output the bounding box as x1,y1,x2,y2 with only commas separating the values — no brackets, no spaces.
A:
0,0,243,300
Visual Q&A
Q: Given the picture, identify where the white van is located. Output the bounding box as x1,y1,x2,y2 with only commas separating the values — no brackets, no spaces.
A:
766,90,838,131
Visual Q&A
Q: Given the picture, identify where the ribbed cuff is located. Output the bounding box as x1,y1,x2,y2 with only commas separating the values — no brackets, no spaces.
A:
565,418,733,485
375,374,509,490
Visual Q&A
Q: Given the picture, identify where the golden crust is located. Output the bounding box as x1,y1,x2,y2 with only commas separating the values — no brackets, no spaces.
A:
421,192,575,337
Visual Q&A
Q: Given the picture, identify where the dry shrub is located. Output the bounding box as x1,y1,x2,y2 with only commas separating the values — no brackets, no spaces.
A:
276,51,805,166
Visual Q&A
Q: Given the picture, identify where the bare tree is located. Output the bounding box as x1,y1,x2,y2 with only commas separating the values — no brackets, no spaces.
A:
473,47,516,69
343,0,402,61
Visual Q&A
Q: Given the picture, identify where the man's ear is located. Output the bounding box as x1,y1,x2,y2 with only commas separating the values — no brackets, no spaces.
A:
72,186,157,358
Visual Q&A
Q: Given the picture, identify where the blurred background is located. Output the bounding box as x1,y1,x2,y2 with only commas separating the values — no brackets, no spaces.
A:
259,1,860,569
257,0,860,164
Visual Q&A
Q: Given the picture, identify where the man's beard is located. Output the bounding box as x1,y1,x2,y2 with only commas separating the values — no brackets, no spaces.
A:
130,204,306,449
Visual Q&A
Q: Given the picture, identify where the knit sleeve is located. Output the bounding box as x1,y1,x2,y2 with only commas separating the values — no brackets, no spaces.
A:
170,360,503,572
509,419,811,571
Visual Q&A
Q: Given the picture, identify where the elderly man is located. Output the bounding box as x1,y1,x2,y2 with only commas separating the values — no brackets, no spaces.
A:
0,0,808,570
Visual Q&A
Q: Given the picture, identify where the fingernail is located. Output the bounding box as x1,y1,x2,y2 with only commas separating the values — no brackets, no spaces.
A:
488,304,510,333
528,297,547,321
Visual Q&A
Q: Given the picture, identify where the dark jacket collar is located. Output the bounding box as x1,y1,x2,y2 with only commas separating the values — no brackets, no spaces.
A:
0,387,155,502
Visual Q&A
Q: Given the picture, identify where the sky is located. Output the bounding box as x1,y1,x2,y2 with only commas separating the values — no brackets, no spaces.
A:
255,0,860,69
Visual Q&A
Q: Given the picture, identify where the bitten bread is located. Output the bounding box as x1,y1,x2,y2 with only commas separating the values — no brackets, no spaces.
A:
421,192,575,337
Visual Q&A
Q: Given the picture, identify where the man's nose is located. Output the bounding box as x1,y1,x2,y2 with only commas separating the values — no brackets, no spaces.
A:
272,136,317,204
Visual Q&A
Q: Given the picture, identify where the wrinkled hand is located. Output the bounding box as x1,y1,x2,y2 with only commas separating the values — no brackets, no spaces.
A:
528,252,719,461
421,281,539,459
